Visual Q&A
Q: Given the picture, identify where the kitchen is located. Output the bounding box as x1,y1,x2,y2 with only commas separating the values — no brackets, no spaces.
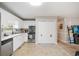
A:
0,2,79,56
0,4,57,55
0,8,29,55
0,7,57,55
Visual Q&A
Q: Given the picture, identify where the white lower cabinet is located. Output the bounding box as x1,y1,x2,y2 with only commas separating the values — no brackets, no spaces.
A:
23,33,28,42
13,33,28,52
13,34,24,52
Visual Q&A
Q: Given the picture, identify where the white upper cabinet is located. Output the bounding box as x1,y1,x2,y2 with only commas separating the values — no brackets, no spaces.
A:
1,8,23,28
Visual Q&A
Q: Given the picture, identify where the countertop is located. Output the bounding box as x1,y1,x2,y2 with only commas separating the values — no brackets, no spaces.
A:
1,33,27,41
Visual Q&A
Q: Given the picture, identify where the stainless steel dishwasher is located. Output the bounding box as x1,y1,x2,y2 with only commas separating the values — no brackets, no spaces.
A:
1,38,13,56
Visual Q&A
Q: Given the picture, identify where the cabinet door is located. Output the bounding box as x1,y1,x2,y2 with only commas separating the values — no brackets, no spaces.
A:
38,22,57,44
13,35,24,51
13,36,19,51
38,22,48,43
23,33,28,42
48,22,57,44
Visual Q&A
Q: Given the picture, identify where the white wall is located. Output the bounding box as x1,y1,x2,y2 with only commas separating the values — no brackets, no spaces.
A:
36,17,57,44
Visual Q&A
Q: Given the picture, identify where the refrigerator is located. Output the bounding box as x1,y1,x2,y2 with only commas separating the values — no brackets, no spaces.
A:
28,26,35,43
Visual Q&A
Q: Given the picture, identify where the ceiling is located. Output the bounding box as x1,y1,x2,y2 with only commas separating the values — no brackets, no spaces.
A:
1,2,79,20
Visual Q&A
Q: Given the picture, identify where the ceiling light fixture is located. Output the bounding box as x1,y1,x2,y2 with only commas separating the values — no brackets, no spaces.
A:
29,2,42,6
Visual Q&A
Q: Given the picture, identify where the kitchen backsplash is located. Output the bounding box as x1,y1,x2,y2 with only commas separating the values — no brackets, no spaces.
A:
1,25,28,38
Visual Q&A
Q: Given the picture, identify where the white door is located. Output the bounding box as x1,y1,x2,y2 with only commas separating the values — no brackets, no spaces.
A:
38,22,57,44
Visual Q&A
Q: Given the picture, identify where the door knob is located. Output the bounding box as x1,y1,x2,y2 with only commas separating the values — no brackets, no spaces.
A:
41,34,43,36
50,34,52,37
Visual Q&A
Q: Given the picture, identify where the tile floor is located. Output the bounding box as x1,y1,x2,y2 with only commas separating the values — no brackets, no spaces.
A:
13,43,74,56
